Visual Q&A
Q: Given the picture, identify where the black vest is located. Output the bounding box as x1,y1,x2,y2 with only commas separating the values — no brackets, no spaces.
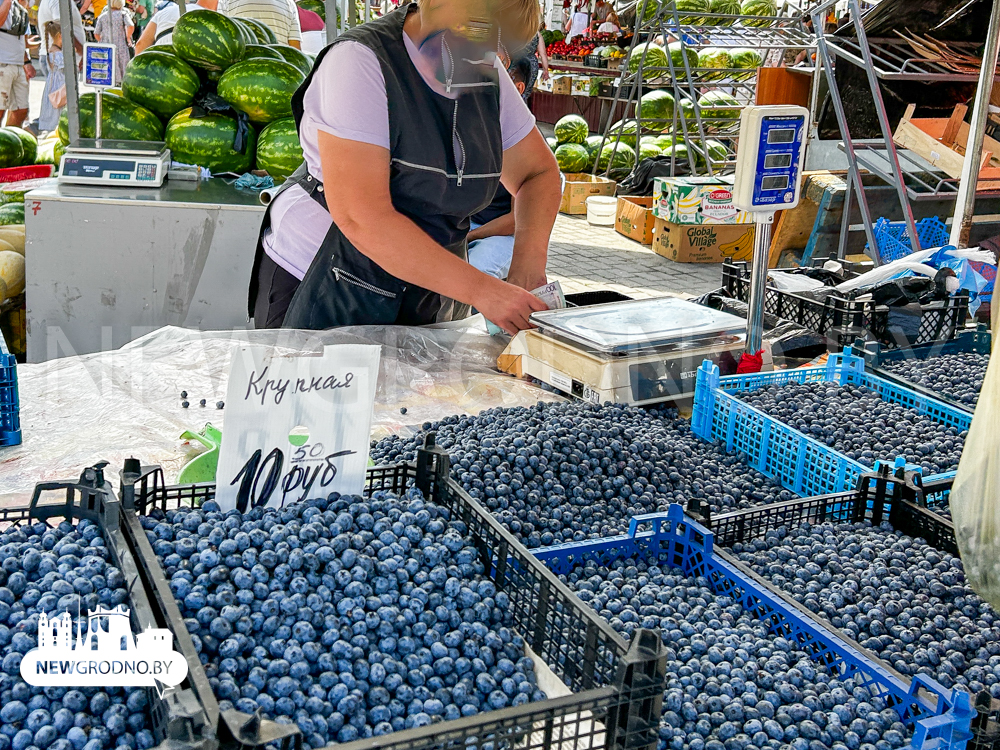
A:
271,4,503,329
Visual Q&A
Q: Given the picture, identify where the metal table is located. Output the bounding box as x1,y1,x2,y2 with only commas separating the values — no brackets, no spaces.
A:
25,178,266,362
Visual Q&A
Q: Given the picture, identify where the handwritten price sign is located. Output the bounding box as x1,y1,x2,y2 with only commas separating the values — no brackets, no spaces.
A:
214,344,381,512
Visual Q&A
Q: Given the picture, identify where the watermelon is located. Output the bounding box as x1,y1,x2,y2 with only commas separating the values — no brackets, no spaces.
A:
640,0,660,21
698,91,741,123
35,140,56,165
627,42,669,80
231,17,258,46
7,129,36,166
708,0,740,23
667,41,700,76
141,43,176,55
678,97,696,125
0,131,22,169
741,0,777,26
173,9,247,71
607,119,640,149
297,0,325,20
583,134,605,155
256,118,303,181
653,134,674,150
270,44,312,76
166,108,257,173
242,43,285,61
545,136,558,152
597,141,635,172
553,114,588,145
731,47,763,79
698,48,733,79
242,17,278,44
637,142,662,161
636,90,675,130
0,204,24,225
663,142,691,166
705,138,728,167
554,143,590,173
122,50,200,119
57,93,164,144
218,58,303,123
105,88,123,96
673,0,709,24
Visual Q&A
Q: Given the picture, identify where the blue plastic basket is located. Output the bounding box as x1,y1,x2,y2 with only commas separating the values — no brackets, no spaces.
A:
0,330,20,447
869,216,951,265
691,351,971,497
533,505,975,750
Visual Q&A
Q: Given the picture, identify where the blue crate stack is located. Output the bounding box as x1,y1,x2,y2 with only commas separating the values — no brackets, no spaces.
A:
0,329,20,446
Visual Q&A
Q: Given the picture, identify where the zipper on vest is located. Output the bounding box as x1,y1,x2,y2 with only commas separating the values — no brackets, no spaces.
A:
443,36,454,94
332,267,398,299
453,99,466,186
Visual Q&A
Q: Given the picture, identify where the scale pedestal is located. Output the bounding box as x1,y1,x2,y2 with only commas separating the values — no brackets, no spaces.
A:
498,297,747,406
58,139,170,187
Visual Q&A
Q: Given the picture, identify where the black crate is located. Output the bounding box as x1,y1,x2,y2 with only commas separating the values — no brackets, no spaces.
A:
721,260,969,349
118,438,668,750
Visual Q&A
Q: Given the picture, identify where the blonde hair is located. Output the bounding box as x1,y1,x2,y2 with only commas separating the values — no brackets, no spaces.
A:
496,0,540,45
109,0,124,10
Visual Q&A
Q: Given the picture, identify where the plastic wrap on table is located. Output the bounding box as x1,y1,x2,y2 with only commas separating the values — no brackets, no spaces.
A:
0,323,562,502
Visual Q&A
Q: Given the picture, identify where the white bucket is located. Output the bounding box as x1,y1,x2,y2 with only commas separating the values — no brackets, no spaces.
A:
586,196,617,226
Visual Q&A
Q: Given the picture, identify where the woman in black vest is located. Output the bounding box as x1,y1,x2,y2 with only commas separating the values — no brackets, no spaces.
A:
249,0,561,334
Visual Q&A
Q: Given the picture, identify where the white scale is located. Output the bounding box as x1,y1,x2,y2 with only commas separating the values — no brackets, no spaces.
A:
498,106,811,405
57,43,170,187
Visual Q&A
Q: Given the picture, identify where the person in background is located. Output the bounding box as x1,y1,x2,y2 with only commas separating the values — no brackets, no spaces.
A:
296,0,323,54
564,0,587,41
35,0,82,70
467,55,536,281
593,0,611,23
93,0,133,83
134,0,215,52
38,21,62,132
596,9,618,32
225,0,301,47
127,0,153,39
0,0,33,128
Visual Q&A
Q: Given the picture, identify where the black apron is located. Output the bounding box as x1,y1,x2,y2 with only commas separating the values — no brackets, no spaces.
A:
247,4,503,329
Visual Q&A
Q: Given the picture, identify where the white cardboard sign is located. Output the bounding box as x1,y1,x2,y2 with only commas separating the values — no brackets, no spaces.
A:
215,344,381,511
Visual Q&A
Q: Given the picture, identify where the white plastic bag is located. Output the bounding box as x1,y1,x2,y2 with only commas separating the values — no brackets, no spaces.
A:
950,323,1000,609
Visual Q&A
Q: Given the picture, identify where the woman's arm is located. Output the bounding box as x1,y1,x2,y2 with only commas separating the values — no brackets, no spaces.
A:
317,131,549,333
536,35,549,79
498,127,560,292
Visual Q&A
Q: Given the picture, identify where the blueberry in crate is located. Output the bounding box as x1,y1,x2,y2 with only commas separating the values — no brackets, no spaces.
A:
731,519,999,695
881,352,989,409
141,487,549,748
371,401,795,548
0,520,154,750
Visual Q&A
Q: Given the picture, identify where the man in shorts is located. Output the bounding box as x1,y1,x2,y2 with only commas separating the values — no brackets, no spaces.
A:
0,0,33,127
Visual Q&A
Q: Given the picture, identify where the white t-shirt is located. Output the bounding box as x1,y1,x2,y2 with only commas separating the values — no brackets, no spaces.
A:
567,11,589,40
37,0,86,56
263,36,537,280
149,0,200,46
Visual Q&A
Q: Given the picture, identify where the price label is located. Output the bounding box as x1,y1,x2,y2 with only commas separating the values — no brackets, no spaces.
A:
214,344,381,512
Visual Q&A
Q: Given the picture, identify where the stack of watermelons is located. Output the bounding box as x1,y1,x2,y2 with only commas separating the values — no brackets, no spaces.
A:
55,9,310,181
551,115,591,173
0,126,41,171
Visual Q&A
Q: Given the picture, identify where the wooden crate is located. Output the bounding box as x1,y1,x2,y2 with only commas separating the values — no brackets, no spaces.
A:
892,104,1000,190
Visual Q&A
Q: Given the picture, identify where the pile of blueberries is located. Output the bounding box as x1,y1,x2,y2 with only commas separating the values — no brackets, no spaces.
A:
371,402,795,548
0,520,154,750
732,520,1000,694
881,352,989,409
740,383,966,475
557,557,913,750
143,489,548,750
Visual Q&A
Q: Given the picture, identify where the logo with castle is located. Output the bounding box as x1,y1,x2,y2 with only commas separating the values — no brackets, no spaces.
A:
20,605,189,690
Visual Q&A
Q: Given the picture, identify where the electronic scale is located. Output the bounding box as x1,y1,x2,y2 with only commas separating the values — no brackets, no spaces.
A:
57,43,170,187
498,296,747,405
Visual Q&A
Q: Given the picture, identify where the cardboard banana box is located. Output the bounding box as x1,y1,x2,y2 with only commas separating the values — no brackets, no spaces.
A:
651,218,755,263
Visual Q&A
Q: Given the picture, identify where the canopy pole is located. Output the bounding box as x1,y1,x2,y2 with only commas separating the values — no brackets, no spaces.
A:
949,0,1000,248
59,0,79,145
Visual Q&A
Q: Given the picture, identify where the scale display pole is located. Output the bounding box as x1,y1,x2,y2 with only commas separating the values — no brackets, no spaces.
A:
83,43,115,140
732,105,810,365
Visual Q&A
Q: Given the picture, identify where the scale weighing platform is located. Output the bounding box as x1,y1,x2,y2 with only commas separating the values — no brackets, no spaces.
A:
498,296,746,405
58,140,170,187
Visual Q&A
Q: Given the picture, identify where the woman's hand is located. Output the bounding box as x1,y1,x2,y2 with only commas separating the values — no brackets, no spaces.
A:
477,277,550,334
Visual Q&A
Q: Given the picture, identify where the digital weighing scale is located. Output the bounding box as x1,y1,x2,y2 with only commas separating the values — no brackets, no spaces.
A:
58,139,171,187
498,297,746,405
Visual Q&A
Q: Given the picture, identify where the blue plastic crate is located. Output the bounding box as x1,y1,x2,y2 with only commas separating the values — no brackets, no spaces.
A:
0,331,20,446
691,351,971,496
870,216,951,265
533,504,975,750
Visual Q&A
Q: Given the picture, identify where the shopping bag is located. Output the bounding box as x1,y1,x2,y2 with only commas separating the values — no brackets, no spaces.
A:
949,320,1000,608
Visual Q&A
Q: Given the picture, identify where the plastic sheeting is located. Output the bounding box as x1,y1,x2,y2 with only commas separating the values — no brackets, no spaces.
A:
0,323,562,502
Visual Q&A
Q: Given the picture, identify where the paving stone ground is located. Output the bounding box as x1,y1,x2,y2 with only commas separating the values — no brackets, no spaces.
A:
546,213,723,299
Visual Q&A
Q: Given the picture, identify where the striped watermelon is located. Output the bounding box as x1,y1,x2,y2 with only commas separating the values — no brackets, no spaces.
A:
256,118,303,181
173,9,246,71
230,17,258,46
141,42,176,55
166,107,257,174
122,50,200,119
0,203,24,225
57,93,164,144
242,43,284,61
217,58,303,123
7,129,36,166
297,0,324,20
269,44,312,76
242,17,278,44
0,131,22,169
